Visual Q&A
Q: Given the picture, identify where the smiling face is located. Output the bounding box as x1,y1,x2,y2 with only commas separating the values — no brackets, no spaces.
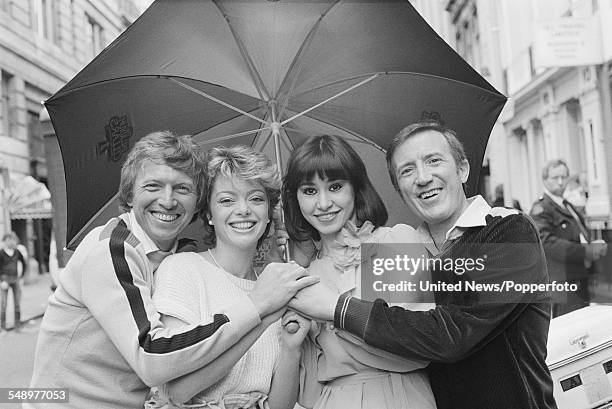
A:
129,160,198,251
207,175,269,252
392,129,469,233
297,174,356,242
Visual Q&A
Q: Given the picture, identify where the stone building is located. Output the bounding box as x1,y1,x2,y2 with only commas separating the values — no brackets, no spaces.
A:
446,0,612,232
0,0,147,269
409,0,455,46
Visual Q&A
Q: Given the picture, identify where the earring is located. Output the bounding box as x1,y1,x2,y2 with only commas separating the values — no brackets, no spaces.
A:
266,219,270,224
208,220,213,226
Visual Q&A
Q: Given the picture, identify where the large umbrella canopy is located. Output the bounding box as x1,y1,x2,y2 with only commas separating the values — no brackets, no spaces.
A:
46,0,506,249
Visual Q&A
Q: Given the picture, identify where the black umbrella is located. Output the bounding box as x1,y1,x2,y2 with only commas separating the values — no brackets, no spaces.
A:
45,0,506,249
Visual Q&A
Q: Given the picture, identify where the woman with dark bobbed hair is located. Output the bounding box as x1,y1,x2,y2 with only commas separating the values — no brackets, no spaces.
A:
282,135,436,409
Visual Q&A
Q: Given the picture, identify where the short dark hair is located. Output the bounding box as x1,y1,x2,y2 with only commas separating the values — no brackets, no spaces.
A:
200,145,280,247
542,159,569,180
282,135,387,242
386,120,468,191
118,131,206,212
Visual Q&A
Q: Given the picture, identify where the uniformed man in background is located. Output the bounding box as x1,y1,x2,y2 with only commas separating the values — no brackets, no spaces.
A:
530,159,607,317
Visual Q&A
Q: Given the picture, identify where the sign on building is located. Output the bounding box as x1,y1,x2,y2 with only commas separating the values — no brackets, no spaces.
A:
534,17,603,68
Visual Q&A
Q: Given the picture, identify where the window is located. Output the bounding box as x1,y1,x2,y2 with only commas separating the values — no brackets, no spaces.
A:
71,0,76,55
86,14,104,57
1,71,13,137
27,110,45,162
51,0,60,44
35,0,50,39
35,0,59,42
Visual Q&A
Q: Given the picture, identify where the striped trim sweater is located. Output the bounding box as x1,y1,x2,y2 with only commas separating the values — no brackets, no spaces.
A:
27,214,260,409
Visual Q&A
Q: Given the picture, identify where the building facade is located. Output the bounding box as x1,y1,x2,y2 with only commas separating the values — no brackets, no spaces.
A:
0,0,145,269
410,0,455,46
446,0,612,232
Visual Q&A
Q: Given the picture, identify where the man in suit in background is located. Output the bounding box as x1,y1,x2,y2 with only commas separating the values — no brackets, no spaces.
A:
530,159,607,317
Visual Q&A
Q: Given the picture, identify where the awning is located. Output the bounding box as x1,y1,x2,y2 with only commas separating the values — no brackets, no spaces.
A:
8,174,53,220
10,203,53,219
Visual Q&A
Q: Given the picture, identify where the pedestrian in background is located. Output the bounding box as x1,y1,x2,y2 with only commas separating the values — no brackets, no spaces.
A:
530,159,607,317
490,183,522,211
0,231,27,334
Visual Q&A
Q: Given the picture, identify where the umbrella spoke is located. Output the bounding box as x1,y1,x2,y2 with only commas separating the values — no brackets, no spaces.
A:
282,126,313,137
169,78,267,125
286,113,385,152
280,73,380,126
196,126,273,145
277,1,340,120
280,126,296,151
254,131,273,151
213,1,271,103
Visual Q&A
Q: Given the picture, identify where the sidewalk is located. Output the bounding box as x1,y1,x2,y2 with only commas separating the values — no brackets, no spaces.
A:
1,273,53,331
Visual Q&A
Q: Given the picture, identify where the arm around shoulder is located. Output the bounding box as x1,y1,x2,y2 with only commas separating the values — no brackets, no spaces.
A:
335,214,547,363
82,242,260,386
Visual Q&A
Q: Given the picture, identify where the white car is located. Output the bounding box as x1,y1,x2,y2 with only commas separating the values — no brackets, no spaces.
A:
547,305,612,409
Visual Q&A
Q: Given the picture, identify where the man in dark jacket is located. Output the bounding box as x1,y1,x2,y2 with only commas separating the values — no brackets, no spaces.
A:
530,159,607,317
0,232,27,333
288,121,557,409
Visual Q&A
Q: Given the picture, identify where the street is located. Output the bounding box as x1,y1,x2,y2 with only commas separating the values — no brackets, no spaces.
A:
0,273,610,409
0,274,53,409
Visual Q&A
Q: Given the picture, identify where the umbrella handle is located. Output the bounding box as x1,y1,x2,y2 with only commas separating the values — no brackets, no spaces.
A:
277,205,291,262
281,212,291,262
285,320,299,334
272,202,291,263
269,116,291,263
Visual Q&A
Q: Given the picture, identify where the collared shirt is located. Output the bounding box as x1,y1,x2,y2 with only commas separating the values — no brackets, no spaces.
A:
127,211,178,270
543,189,588,243
416,195,491,255
543,188,565,209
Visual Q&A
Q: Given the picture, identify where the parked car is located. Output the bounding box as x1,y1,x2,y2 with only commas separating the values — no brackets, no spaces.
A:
547,305,612,409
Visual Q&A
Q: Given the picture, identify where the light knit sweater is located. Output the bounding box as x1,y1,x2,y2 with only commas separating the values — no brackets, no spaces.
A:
153,253,281,407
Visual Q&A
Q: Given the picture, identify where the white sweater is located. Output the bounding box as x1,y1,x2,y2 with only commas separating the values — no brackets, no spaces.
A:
153,253,281,405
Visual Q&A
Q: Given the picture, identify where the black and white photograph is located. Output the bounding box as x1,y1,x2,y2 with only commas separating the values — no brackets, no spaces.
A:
1,0,612,408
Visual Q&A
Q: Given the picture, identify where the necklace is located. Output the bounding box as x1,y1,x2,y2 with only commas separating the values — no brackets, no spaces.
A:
208,249,259,280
